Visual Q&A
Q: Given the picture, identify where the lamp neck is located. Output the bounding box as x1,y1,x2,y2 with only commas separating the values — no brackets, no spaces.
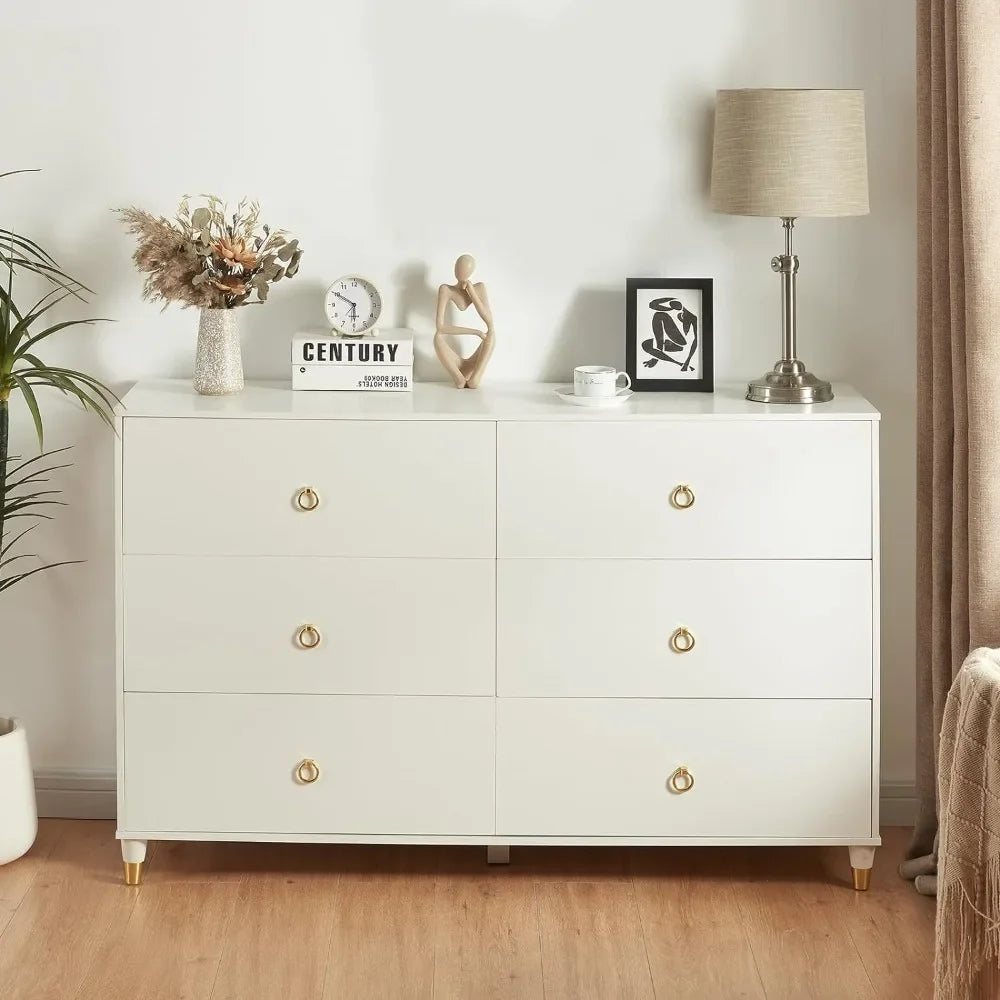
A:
782,216,796,257
771,216,801,366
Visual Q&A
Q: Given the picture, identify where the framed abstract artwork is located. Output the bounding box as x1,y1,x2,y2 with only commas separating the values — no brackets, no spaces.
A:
625,278,714,392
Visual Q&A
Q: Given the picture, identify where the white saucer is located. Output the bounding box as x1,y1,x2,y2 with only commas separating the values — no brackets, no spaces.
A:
555,387,634,407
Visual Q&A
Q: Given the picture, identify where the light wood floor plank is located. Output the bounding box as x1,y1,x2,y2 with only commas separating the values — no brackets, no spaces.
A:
432,877,544,1000
142,839,257,884
0,821,138,1000
77,881,240,1000
632,867,766,999
212,874,337,1000
323,876,435,1000
536,881,655,1000
0,818,64,938
735,848,878,1000
838,828,935,1000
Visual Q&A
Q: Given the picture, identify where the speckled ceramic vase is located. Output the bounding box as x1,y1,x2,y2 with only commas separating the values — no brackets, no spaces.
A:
194,308,243,395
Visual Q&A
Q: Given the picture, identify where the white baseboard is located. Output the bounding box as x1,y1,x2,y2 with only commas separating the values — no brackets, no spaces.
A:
34,768,116,820
34,769,920,829
879,781,918,827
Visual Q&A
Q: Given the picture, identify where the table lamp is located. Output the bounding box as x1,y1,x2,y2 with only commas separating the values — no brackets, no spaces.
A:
710,89,869,403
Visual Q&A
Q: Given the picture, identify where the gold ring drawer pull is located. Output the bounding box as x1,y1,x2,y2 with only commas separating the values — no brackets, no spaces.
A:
294,487,321,512
296,759,321,784
295,624,322,650
670,627,696,653
670,484,695,509
669,766,695,794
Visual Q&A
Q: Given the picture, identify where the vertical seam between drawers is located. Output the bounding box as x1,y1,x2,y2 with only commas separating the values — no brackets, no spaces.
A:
494,419,499,835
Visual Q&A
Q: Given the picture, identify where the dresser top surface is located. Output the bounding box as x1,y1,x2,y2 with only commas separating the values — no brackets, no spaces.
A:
119,380,880,421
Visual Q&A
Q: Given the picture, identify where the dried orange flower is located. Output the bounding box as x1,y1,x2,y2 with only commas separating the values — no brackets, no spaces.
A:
213,237,257,269
211,275,248,297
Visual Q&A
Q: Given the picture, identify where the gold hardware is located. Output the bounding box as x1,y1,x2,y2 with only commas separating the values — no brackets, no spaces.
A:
670,484,695,509
852,867,872,891
670,627,696,653
123,861,143,886
296,759,321,784
295,487,321,512
295,624,322,650
669,766,695,794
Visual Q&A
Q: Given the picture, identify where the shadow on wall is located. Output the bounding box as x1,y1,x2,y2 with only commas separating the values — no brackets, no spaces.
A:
392,260,441,382
542,287,625,382
240,280,328,379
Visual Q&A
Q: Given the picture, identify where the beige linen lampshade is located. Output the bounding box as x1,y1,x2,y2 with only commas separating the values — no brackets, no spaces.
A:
710,88,869,404
710,89,869,218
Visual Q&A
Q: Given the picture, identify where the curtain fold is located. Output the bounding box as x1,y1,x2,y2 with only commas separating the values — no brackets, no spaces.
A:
912,0,1000,862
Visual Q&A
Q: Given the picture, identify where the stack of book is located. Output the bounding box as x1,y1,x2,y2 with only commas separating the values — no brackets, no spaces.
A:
291,330,414,391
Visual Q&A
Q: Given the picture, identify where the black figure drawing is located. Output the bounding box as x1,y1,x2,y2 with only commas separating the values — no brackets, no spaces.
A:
642,297,698,372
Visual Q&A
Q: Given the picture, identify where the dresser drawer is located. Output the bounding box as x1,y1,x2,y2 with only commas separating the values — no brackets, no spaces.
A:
122,693,495,835
496,698,872,838
497,421,872,558
124,555,495,695
122,418,496,557
498,559,873,698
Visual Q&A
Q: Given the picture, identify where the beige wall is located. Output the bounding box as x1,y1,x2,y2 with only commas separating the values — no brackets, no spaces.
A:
1,0,916,789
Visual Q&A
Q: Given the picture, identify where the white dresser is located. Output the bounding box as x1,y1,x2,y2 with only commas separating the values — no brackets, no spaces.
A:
115,380,881,888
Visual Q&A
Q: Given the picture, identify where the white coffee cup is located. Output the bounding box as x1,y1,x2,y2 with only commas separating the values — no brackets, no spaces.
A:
574,365,631,397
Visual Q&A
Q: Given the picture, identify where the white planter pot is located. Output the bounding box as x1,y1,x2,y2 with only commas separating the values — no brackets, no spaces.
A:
0,718,37,865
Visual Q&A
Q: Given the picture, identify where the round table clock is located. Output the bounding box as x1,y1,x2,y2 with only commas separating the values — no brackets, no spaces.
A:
324,275,382,337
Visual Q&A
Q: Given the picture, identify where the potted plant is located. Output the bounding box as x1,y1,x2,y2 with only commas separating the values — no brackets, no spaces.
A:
0,170,116,865
118,196,302,395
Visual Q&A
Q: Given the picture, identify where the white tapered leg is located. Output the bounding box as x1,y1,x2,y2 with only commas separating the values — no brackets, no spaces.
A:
487,845,510,865
121,839,147,885
849,845,876,891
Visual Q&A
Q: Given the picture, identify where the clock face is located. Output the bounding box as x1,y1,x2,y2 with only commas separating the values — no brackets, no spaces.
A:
324,276,382,335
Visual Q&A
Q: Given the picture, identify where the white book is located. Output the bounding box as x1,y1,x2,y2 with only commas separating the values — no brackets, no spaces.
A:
291,329,414,367
292,365,413,391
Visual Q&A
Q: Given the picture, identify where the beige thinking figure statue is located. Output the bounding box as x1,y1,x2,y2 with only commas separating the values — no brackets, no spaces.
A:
434,254,495,389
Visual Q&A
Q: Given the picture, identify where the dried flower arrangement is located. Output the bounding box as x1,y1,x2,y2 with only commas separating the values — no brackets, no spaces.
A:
118,196,302,309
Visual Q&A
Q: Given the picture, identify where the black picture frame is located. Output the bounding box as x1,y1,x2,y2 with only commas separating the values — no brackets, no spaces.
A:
625,278,714,392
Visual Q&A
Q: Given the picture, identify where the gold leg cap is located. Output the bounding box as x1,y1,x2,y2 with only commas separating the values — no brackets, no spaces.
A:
123,861,144,886
852,866,872,891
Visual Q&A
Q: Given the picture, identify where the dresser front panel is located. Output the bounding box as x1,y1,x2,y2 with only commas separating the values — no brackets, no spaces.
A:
496,698,872,838
122,693,495,835
124,555,495,695
497,421,872,559
122,418,496,557
498,559,873,698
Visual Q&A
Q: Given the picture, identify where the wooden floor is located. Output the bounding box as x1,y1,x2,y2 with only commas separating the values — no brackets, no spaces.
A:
0,822,933,999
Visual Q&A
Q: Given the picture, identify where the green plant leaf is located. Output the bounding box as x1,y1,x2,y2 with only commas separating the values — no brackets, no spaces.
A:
20,372,117,430
4,446,72,477
14,316,111,362
9,373,44,448
191,207,212,230
4,461,71,494
276,239,298,262
0,229,59,266
0,525,37,564
0,560,81,592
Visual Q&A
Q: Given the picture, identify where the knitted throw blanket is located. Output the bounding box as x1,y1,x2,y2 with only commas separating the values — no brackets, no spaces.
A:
937,647,1000,998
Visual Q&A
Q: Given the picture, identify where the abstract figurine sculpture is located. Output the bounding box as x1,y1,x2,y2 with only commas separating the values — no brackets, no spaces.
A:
434,254,495,389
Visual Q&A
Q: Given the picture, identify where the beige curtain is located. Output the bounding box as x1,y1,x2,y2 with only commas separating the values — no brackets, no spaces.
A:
912,0,1000,863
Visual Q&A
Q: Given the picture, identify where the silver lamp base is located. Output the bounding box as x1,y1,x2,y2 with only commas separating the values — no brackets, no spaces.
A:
746,360,833,404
